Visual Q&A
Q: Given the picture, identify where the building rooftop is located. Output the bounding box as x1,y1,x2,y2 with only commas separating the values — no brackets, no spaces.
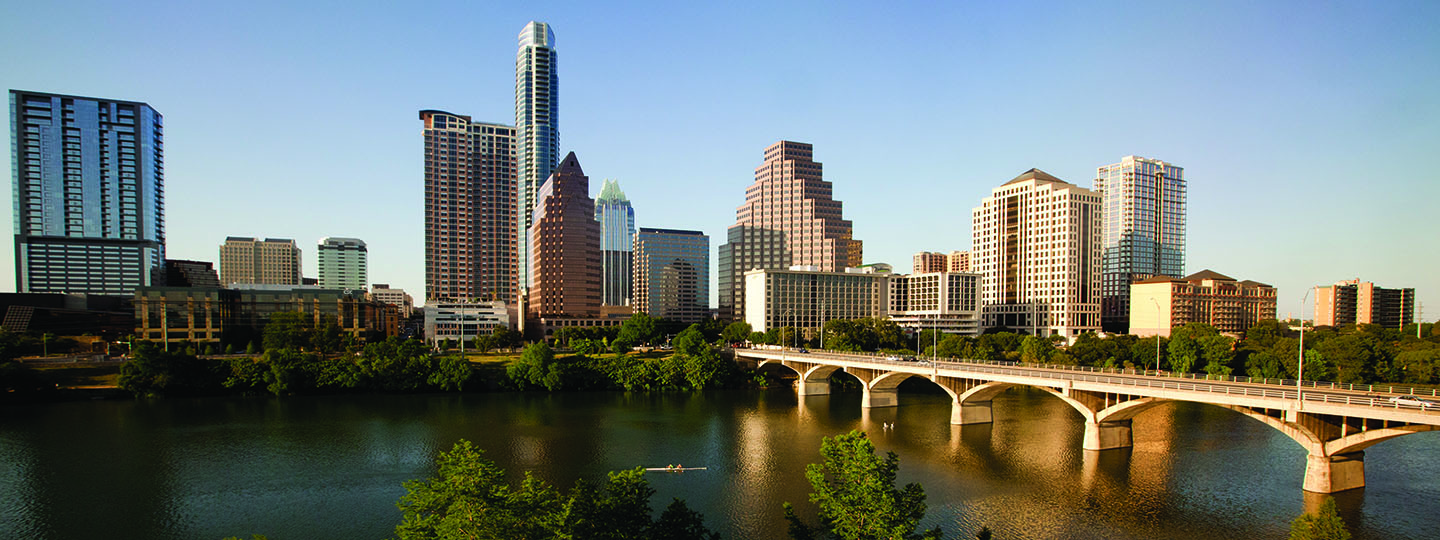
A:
1003,168,1068,186
596,179,628,202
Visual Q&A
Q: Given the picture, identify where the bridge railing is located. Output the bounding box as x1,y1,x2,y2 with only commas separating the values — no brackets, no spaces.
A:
747,348,1440,412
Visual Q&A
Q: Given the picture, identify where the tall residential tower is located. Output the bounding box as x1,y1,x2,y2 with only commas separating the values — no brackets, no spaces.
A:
595,179,635,306
420,110,517,303
1095,156,1186,333
972,169,1102,337
10,90,165,295
718,141,862,321
515,21,559,294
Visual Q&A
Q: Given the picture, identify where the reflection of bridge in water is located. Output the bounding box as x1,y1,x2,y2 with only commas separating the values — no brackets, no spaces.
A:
735,348,1440,493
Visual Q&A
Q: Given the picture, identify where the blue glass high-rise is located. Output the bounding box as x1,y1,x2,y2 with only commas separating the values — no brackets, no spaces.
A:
10,90,165,295
594,179,635,306
1095,156,1185,333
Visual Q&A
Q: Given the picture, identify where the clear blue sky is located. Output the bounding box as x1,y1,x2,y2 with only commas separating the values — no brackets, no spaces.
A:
3,0,1437,320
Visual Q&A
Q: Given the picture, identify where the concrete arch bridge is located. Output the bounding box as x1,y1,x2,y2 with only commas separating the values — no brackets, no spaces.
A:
736,348,1440,493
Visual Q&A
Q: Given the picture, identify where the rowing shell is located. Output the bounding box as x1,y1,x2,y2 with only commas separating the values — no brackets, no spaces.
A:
644,467,708,471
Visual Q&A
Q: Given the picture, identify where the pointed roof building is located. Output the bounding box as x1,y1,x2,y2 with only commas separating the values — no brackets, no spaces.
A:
528,152,602,320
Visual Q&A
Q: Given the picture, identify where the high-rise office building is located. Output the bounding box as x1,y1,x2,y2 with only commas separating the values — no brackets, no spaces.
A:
219,237,301,286
595,179,635,306
10,90,165,295
1314,279,1415,329
420,110,517,303
516,21,559,294
718,141,862,321
528,153,600,319
317,237,368,290
972,169,1102,337
1095,156,1186,333
633,228,709,323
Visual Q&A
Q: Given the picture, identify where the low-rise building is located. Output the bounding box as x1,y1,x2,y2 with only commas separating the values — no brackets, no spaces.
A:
742,265,982,340
1314,279,1415,329
134,286,396,347
889,272,982,336
423,301,510,346
1129,270,1276,337
370,284,414,318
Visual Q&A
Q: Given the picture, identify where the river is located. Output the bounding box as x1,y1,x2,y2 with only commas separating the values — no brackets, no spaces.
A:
2,387,1438,539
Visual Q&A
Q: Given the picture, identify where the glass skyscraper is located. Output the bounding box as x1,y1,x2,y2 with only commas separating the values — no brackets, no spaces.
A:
633,228,709,323
10,90,165,295
1094,156,1186,333
594,179,635,306
515,21,559,293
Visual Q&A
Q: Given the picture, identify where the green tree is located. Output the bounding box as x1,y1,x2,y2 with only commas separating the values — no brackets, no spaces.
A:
784,430,942,540
617,312,660,348
118,343,224,397
428,355,473,391
1199,334,1235,379
1018,335,1054,364
263,311,314,351
1244,350,1287,380
508,342,564,390
1289,496,1351,540
1167,333,1201,374
654,498,722,540
722,321,754,344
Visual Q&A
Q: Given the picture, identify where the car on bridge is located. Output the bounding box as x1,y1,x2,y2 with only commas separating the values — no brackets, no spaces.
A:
1389,395,1440,409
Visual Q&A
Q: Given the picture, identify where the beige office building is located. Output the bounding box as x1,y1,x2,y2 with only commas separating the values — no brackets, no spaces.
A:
219,237,301,286
718,141,862,321
743,266,981,339
1314,279,1415,329
971,169,1102,336
1129,270,1276,337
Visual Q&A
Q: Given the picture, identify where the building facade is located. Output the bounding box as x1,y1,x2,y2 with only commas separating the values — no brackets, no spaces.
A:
718,141,862,321
219,237,301,286
913,252,947,274
370,283,414,318
152,259,221,288
420,110,517,303
1128,270,1276,337
10,90,165,295
527,153,600,320
972,169,1102,337
516,21,559,293
947,251,971,273
743,266,891,340
1095,156,1186,333
632,227,709,323
134,286,396,346
1314,279,1415,329
423,301,510,346
889,272,983,337
317,237,367,290
594,179,635,306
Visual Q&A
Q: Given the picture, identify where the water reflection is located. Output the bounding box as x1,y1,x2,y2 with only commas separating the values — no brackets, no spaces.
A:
1,389,1438,540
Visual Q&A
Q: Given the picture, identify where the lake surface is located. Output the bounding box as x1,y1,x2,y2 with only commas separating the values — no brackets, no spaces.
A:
2,387,1438,539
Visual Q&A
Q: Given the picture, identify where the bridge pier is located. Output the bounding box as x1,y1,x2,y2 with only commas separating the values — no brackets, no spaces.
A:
1304,452,1365,493
1082,419,1133,451
951,400,993,425
861,386,898,408
796,380,830,396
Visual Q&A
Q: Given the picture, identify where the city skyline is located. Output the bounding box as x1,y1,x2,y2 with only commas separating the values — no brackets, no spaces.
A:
3,2,1437,319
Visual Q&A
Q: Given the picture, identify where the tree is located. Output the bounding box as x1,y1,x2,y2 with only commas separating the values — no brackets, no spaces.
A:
675,324,726,390
1018,335,1054,364
1199,334,1235,379
784,430,942,540
118,343,225,397
394,439,718,540
263,311,314,351
722,321,754,344
617,312,660,348
1167,333,1202,374
1289,496,1351,540
508,342,563,390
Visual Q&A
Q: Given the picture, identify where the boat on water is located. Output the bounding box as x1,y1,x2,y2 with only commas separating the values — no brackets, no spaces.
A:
644,466,707,472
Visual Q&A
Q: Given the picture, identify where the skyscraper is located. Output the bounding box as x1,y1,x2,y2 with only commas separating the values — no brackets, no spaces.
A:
317,237,368,290
10,90,165,295
420,110,517,303
633,228,709,323
595,179,635,306
528,153,600,319
718,141,862,321
972,169,1102,337
1095,156,1186,333
515,21,559,294
219,237,301,286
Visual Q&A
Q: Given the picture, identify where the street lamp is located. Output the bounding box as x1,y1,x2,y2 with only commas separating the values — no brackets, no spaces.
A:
1150,298,1162,373
1298,287,1313,405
